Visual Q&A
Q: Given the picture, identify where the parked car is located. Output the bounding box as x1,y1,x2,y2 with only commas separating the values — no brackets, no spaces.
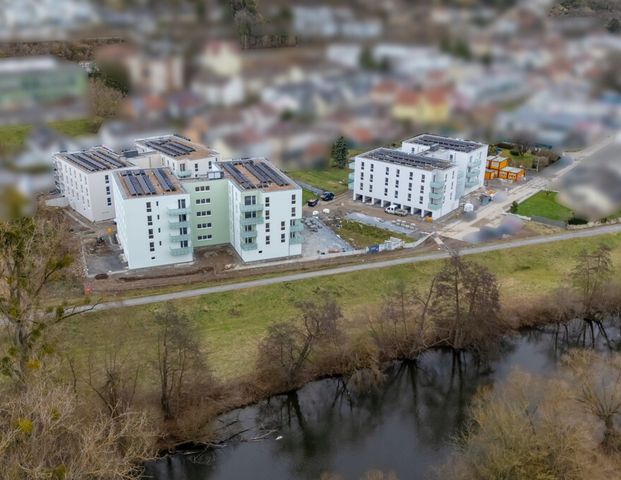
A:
320,191,335,201
307,198,319,207
384,205,408,216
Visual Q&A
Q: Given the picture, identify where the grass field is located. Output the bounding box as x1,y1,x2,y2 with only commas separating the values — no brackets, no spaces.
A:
63,232,621,381
288,166,349,195
501,148,537,170
516,191,573,222
0,117,102,153
333,220,411,249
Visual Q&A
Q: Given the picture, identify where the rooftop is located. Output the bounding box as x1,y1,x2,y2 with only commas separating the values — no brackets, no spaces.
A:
136,134,218,161
220,158,297,191
114,168,184,199
406,134,484,153
56,147,130,173
359,148,454,171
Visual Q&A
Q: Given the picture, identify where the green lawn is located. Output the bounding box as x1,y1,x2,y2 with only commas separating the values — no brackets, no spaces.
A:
63,232,621,381
333,220,411,249
288,166,349,195
516,191,573,222
302,189,316,204
0,117,103,153
501,148,537,170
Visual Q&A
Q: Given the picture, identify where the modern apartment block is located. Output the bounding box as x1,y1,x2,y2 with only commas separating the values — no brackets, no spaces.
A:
53,147,131,222
350,134,487,219
112,168,193,269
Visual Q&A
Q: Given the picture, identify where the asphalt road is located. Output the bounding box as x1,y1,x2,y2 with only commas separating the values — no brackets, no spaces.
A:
85,223,621,314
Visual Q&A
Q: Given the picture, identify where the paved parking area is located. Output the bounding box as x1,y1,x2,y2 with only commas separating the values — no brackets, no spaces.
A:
301,216,353,257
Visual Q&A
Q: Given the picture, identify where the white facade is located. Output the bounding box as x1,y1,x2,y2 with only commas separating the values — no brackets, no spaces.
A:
112,169,193,270
53,147,131,222
352,148,459,219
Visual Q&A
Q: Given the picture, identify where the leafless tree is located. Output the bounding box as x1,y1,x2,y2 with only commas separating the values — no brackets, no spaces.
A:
256,296,343,389
512,131,534,156
154,303,208,420
88,77,124,118
571,244,614,320
0,192,93,385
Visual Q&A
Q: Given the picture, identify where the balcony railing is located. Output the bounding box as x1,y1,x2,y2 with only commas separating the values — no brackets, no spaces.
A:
289,234,303,244
240,216,264,226
427,201,442,211
348,161,355,170
430,179,445,189
175,170,192,178
289,220,303,232
169,246,192,256
240,241,257,251
169,220,190,229
170,233,191,242
240,203,263,213
429,191,443,200
240,230,257,239
168,207,191,216
348,172,355,182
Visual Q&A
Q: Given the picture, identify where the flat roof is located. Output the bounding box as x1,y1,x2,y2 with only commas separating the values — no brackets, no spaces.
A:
406,134,484,153
358,148,454,171
221,158,297,192
114,168,184,199
136,135,218,161
56,147,129,173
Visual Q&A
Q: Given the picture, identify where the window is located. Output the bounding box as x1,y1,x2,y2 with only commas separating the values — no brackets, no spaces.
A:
244,237,254,245
244,225,253,232
408,182,412,191
360,172,364,180
361,161,365,169
370,164,374,172
359,182,363,190
281,221,285,231
421,174,426,182
265,196,270,207
149,242,155,252
395,180,399,188
106,186,110,195
148,228,154,239
195,185,210,192
420,186,424,194
265,222,270,232
409,172,413,180
370,174,373,182
385,167,389,175
419,196,423,203
407,193,412,201
291,207,296,217
265,210,270,220
105,174,109,184
384,188,388,196
194,163,199,172
197,223,212,229
106,197,112,206
266,235,270,245
394,190,398,198
147,215,153,226
146,201,151,213
196,198,210,204
197,234,212,240
291,194,296,204
384,178,389,186
196,210,211,217
281,233,285,243
244,195,257,206
396,169,400,178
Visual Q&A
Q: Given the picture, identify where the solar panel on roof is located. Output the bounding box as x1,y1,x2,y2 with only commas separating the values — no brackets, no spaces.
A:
223,162,253,190
120,172,138,196
153,168,176,192
256,162,289,186
243,162,270,186
135,171,154,195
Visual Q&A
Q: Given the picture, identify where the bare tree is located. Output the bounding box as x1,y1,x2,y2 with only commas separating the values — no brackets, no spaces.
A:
571,244,614,320
429,253,503,352
512,131,534,156
154,303,208,420
88,77,124,118
256,296,343,389
0,193,92,384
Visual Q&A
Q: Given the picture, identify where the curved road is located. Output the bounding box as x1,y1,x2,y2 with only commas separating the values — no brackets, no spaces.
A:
85,223,621,314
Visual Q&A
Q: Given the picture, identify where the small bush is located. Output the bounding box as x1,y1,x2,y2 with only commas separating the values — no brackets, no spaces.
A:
568,217,588,225
94,273,108,280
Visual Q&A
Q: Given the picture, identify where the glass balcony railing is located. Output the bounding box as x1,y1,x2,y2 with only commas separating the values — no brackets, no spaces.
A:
348,161,355,170
169,246,192,256
429,191,443,200
289,220,303,232
170,233,191,242
348,172,355,182
175,170,191,178
240,230,257,239
240,216,264,226
430,179,445,189
240,203,263,213
168,207,191,216
290,234,303,244
240,241,257,251
427,201,442,211
169,220,190,229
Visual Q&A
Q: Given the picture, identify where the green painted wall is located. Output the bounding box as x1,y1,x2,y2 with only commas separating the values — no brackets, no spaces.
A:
182,178,230,248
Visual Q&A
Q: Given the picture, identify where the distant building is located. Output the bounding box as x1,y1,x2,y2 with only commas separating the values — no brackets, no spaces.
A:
197,41,242,77
0,56,86,125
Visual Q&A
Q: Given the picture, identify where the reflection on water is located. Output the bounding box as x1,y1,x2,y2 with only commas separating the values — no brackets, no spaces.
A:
144,317,621,480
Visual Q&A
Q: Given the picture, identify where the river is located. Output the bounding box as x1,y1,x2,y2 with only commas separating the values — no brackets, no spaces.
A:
144,318,620,480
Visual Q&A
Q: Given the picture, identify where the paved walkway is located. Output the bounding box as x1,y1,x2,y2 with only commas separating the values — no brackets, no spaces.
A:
82,223,621,314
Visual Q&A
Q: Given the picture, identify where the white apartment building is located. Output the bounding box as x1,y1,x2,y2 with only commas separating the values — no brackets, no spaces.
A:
53,147,131,222
112,168,193,270
352,148,459,219
351,134,487,219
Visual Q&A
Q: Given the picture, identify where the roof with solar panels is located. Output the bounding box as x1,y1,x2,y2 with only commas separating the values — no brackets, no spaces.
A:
219,158,298,192
134,134,218,161
55,146,130,173
113,167,185,199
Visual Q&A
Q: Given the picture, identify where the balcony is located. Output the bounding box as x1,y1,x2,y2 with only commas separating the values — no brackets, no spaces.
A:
240,215,263,226
175,170,192,178
290,234,303,244
170,233,191,242
240,203,263,213
289,220,304,232
427,201,442,211
429,191,443,200
240,241,257,251
348,172,355,182
348,161,356,170
467,167,481,177
465,178,480,188
430,179,445,189
169,220,190,229
169,246,192,256
240,230,257,239
168,207,191,216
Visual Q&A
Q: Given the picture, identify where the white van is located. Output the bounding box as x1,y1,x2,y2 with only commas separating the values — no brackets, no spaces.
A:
384,205,408,216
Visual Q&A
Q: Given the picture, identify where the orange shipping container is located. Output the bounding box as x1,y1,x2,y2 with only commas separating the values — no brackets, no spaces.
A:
484,169,498,181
